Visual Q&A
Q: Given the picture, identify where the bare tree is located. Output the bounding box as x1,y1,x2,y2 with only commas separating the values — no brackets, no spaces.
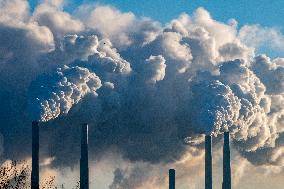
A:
0,160,30,189
0,161,79,189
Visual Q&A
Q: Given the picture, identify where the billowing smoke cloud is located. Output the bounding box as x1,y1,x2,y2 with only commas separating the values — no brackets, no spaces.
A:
1,0,284,188
29,65,102,122
189,77,241,135
239,25,284,56
32,0,84,37
109,165,155,189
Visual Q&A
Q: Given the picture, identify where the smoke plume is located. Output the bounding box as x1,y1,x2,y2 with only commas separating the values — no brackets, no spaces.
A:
0,0,284,188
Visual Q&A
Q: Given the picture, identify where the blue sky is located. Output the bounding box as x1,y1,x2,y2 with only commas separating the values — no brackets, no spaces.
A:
28,0,284,57
30,0,284,30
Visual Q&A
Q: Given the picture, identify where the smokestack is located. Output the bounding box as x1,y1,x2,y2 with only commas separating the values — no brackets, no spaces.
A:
205,135,212,189
31,121,39,189
169,169,175,189
222,132,231,189
80,123,89,189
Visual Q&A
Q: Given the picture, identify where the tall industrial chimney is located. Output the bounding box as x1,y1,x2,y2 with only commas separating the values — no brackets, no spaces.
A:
80,123,89,189
169,169,175,189
205,135,212,189
31,121,39,189
222,132,231,189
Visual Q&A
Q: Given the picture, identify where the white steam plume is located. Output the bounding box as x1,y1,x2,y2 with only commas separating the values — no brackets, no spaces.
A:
0,1,284,188
24,3,284,168
29,65,101,122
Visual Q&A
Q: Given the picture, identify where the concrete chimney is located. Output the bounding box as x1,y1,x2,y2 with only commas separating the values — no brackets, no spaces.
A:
222,132,231,189
205,135,212,189
80,123,89,189
31,121,39,189
169,169,175,189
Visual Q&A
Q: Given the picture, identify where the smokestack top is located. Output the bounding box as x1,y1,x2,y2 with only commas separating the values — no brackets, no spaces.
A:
169,169,175,172
205,134,212,139
32,120,39,125
82,123,88,144
224,131,229,140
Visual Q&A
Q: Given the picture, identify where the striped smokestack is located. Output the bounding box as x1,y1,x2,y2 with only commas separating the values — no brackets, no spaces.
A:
222,132,231,189
205,135,212,189
169,169,175,189
31,121,39,189
80,123,89,189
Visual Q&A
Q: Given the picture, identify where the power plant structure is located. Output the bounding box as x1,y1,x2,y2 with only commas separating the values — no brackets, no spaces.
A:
31,121,39,189
204,133,232,189
30,122,231,189
169,169,175,189
222,131,231,189
31,121,90,189
80,123,89,189
205,135,212,189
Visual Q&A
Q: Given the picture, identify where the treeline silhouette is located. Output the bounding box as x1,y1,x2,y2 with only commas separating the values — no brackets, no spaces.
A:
0,161,80,189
